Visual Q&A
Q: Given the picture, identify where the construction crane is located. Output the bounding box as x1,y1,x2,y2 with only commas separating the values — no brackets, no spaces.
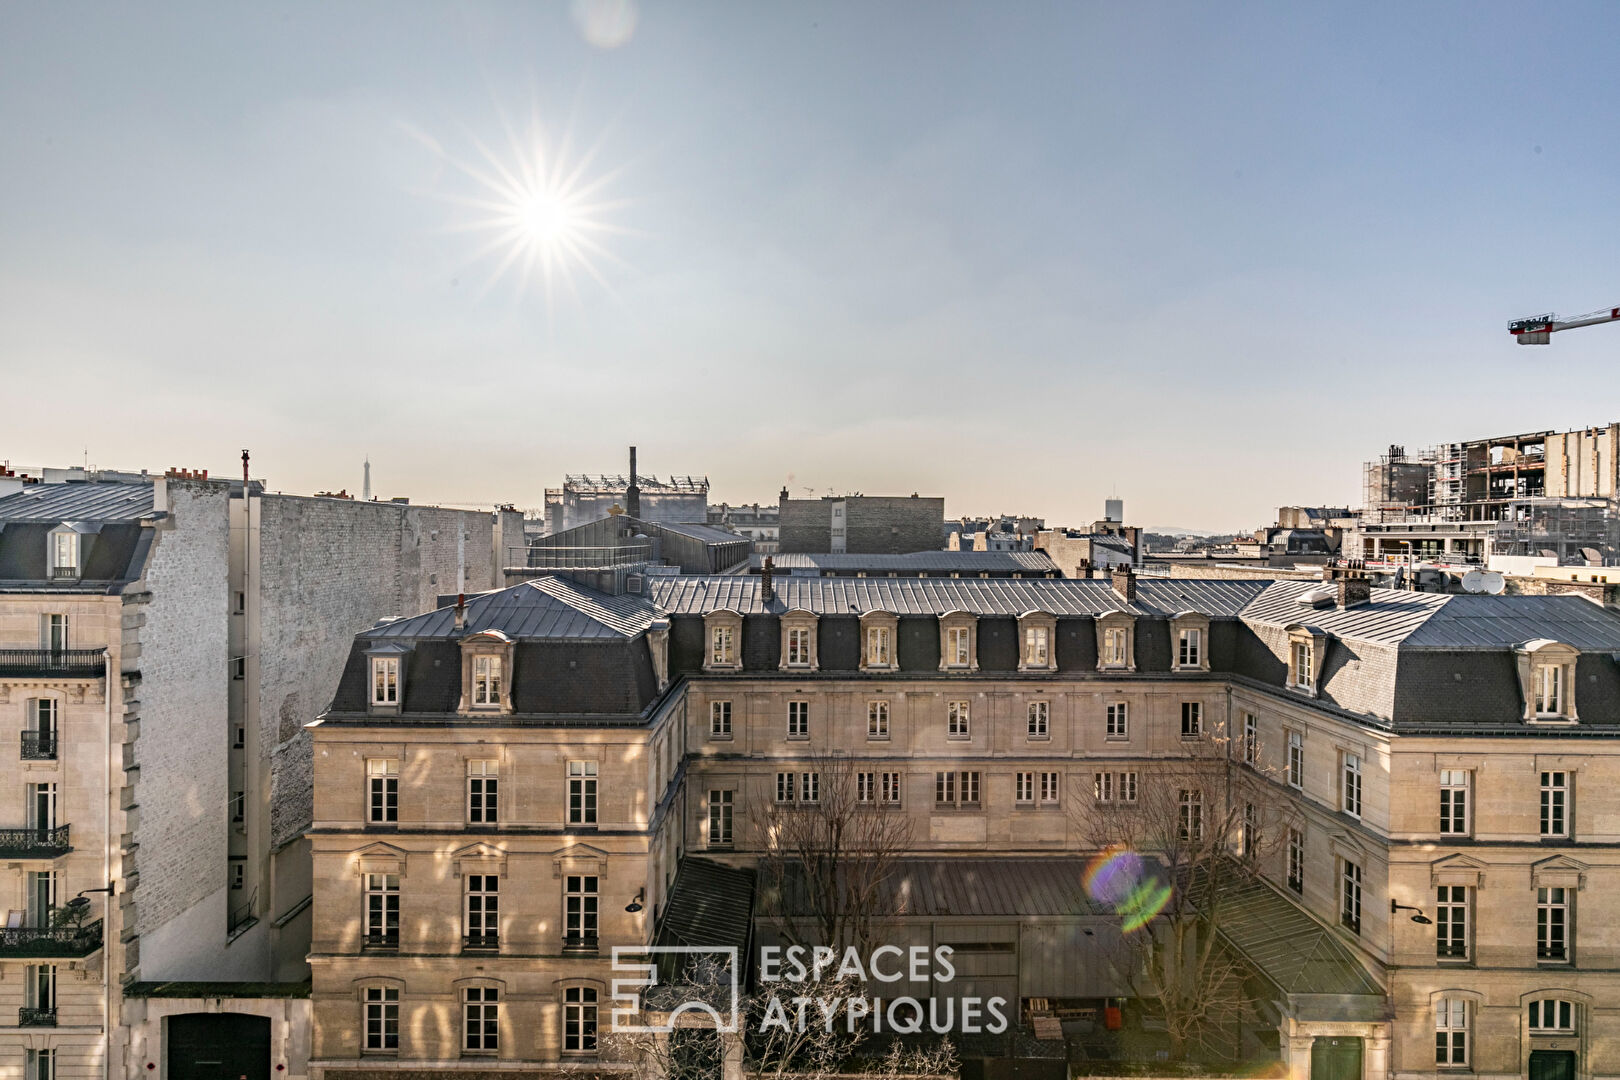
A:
1509,304,1620,344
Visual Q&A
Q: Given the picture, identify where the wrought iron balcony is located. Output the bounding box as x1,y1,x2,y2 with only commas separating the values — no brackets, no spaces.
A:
0,649,106,679
1436,942,1469,960
0,919,102,959
562,933,599,954
0,825,70,859
463,932,499,952
362,930,400,951
18,1007,56,1027
20,731,56,761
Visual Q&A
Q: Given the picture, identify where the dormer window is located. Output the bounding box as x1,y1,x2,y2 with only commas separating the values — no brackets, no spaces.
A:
938,612,978,672
1292,641,1312,688
703,611,744,672
49,531,79,579
1017,612,1057,672
372,657,399,706
1515,639,1580,723
1179,629,1201,667
867,627,891,666
1096,612,1136,672
1285,625,1326,696
1535,664,1565,717
1025,627,1049,666
459,630,513,714
948,627,970,664
778,611,819,672
858,612,899,671
1170,612,1211,672
711,626,735,667
473,655,502,706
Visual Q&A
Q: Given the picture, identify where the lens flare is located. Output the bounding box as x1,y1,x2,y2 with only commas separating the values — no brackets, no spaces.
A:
1085,846,1171,933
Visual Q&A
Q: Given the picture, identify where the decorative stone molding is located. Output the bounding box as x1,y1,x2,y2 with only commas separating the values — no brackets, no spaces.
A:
937,611,978,672
452,841,508,879
646,619,671,690
778,610,819,672
1531,854,1588,891
1016,611,1058,672
550,843,610,879
1169,611,1211,672
354,841,408,877
1430,853,1488,890
702,610,744,672
1515,639,1581,723
858,611,899,672
458,629,514,714
1095,611,1136,672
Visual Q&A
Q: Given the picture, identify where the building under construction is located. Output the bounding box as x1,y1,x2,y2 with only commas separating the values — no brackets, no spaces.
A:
1355,423,1620,565
542,460,709,533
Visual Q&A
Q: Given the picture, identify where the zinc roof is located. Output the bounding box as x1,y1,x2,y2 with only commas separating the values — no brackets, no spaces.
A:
770,857,1109,918
749,551,1059,573
364,577,663,641
0,482,155,523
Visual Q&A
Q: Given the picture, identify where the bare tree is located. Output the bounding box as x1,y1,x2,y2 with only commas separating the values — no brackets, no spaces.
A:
750,751,914,957
1073,728,1299,1060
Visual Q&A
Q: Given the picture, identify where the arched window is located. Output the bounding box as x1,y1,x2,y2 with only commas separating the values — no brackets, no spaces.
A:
1528,998,1576,1033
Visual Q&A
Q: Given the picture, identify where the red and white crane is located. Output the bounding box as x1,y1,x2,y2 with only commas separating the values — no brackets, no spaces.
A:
1510,304,1620,344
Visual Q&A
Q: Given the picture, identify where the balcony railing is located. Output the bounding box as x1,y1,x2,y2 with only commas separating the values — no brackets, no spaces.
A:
20,731,56,761
1436,942,1469,960
0,825,69,858
363,930,400,951
562,933,599,953
463,932,499,952
18,1007,56,1027
0,919,102,959
0,650,106,678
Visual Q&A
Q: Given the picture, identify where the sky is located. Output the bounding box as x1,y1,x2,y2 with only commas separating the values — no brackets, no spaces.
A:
2,1,1618,532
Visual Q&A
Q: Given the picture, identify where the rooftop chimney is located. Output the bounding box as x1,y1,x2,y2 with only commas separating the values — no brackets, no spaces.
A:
1322,560,1372,608
625,446,641,519
761,555,775,602
454,593,467,630
1110,564,1137,602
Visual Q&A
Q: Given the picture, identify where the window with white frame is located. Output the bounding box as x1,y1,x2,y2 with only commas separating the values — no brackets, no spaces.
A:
858,772,876,803
1538,887,1569,962
866,626,892,667
1102,626,1128,667
363,986,400,1052
868,701,889,739
1439,770,1469,835
1287,731,1304,788
1286,828,1304,893
1541,771,1568,837
1435,997,1468,1067
568,761,597,825
1177,628,1201,668
371,657,399,706
1436,885,1468,961
800,772,820,803
1040,771,1060,805
947,700,970,739
935,770,979,806
463,986,499,1052
471,654,502,707
881,772,903,805
1242,714,1257,764
364,873,400,948
1023,625,1050,668
26,1048,54,1080
710,625,735,667
1291,640,1313,690
1180,701,1202,738
564,986,598,1053
25,964,54,1017
1534,662,1567,717
1341,752,1362,818
565,875,598,947
467,760,498,825
49,531,78,578
775,772,796,803
1340,859,1362,934
1241,802,1257,858
1528,998,1575,1033
708,790,733,844
465,874,499,949
45,614,67,653
788,700,809,739
785,627,811,667
367,759,398,824
1106,702,1128,740
946,625,971,667
1093,771,1137,803
1027,701,1049,738
1015,772,1035,804
1178,789,1203,841
710,700,732,737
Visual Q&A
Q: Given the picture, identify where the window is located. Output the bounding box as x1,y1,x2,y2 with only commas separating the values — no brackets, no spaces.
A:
947,700,970,739
26,871,56,929
1040,771,1060,804
1538,887,1568,962
868,701,889,738
1435,885,1469,960
467,761,498,825
799,771,821,804
1435,997,1468,1067
1287,731,1304,788
565,875,598,948
1016,772,1035,804
1240,802,1257,858
1180,701,1202,738
233,725,245,749
364,873,400,949
1286,828,1304,894
710,701,732,737
786,627,811,666
946,626,971,667
1093,771,1137,803
1541,771,1569,837
25,965,55,1020
1528,998,1575,1033
858,772,875,803
44,614,67,653
472,654,502,707
25,699,57,760
463,986,499,1052
708,790,733,844
788,700,809,738
1102,627,1128,667
371,657,399,706
935,771,979,806
881,772,903,805
49,532,78,577
1242,714,1257,764
1292,640,1313,689
961,771,980,804
232,657,246,680
1178,628,1201,668
775,772,796,802
1106,702,1128,740
1439,770,1469,836
367,759,398,824
568,761,598,825
1341,752,1362,818
465,874,499,949
1027,701,1049,738
364,986,400,1052
1535,663,1566,717
710,625,735,666
564,986,598,1053
866,626,892,667
26,783,56,831
1340,859,1362,934
1178,789,1203,841
1023,625,1049,667
26,1049,54,1080
231,790,245,823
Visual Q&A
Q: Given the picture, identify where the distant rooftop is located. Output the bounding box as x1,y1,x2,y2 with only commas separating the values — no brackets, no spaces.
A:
749,550,1058,574
363,577,664,641
561,474,709,494
0,481,156,523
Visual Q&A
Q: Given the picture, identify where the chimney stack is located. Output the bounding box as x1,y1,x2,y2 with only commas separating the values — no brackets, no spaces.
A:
625,447,641,519
761,555,775,602
454,593,467,630
1110,564,1137,602
1322,560,1372,608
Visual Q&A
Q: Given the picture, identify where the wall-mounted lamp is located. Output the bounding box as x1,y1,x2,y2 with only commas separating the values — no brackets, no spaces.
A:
1391,900,1432,925
65,885,116,914
625,888,646,914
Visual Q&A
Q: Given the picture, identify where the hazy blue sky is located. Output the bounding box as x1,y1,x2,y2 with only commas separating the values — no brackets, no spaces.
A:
3,1,1618,530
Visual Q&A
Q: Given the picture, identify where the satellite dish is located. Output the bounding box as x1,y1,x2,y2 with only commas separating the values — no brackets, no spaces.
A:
1482,571,1505,595
1461,570,1487,594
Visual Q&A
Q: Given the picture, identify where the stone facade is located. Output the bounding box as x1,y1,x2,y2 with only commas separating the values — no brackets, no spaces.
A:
777,494,945,555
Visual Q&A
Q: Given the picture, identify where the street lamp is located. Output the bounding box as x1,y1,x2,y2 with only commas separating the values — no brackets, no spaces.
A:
1391,900,1432,924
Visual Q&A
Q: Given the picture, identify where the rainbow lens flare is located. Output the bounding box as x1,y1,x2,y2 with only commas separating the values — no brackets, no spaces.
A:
1085,846,1172,932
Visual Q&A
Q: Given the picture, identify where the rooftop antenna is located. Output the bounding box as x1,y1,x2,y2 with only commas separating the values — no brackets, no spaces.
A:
363,456,371,502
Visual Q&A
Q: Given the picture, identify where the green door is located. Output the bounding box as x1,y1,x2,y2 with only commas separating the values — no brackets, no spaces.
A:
1530,1051,1577,1080
1310,1036,1362,1080
167,1013,270,1080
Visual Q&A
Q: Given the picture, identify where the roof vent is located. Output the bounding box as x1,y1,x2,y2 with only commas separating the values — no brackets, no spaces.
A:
370,615,403,629
1297,585,1337,609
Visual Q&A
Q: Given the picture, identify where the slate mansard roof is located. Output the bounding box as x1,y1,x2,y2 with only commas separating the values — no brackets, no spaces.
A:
744,550,1060,575
0,481,157,592
326,573,1620,732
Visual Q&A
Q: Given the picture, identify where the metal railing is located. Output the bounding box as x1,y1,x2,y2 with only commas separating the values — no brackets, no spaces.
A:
363,930,400,951
20,731,56,761
511,543,654,569
562,933,599,953
463,932,499,952
18,1007,56,1027
228,889,258,934
0,650,105,678
0,825,69,858
0,919,102,958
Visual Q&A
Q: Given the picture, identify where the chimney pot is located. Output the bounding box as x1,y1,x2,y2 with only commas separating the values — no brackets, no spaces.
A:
1110,564,1137,602
761,555,775,602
